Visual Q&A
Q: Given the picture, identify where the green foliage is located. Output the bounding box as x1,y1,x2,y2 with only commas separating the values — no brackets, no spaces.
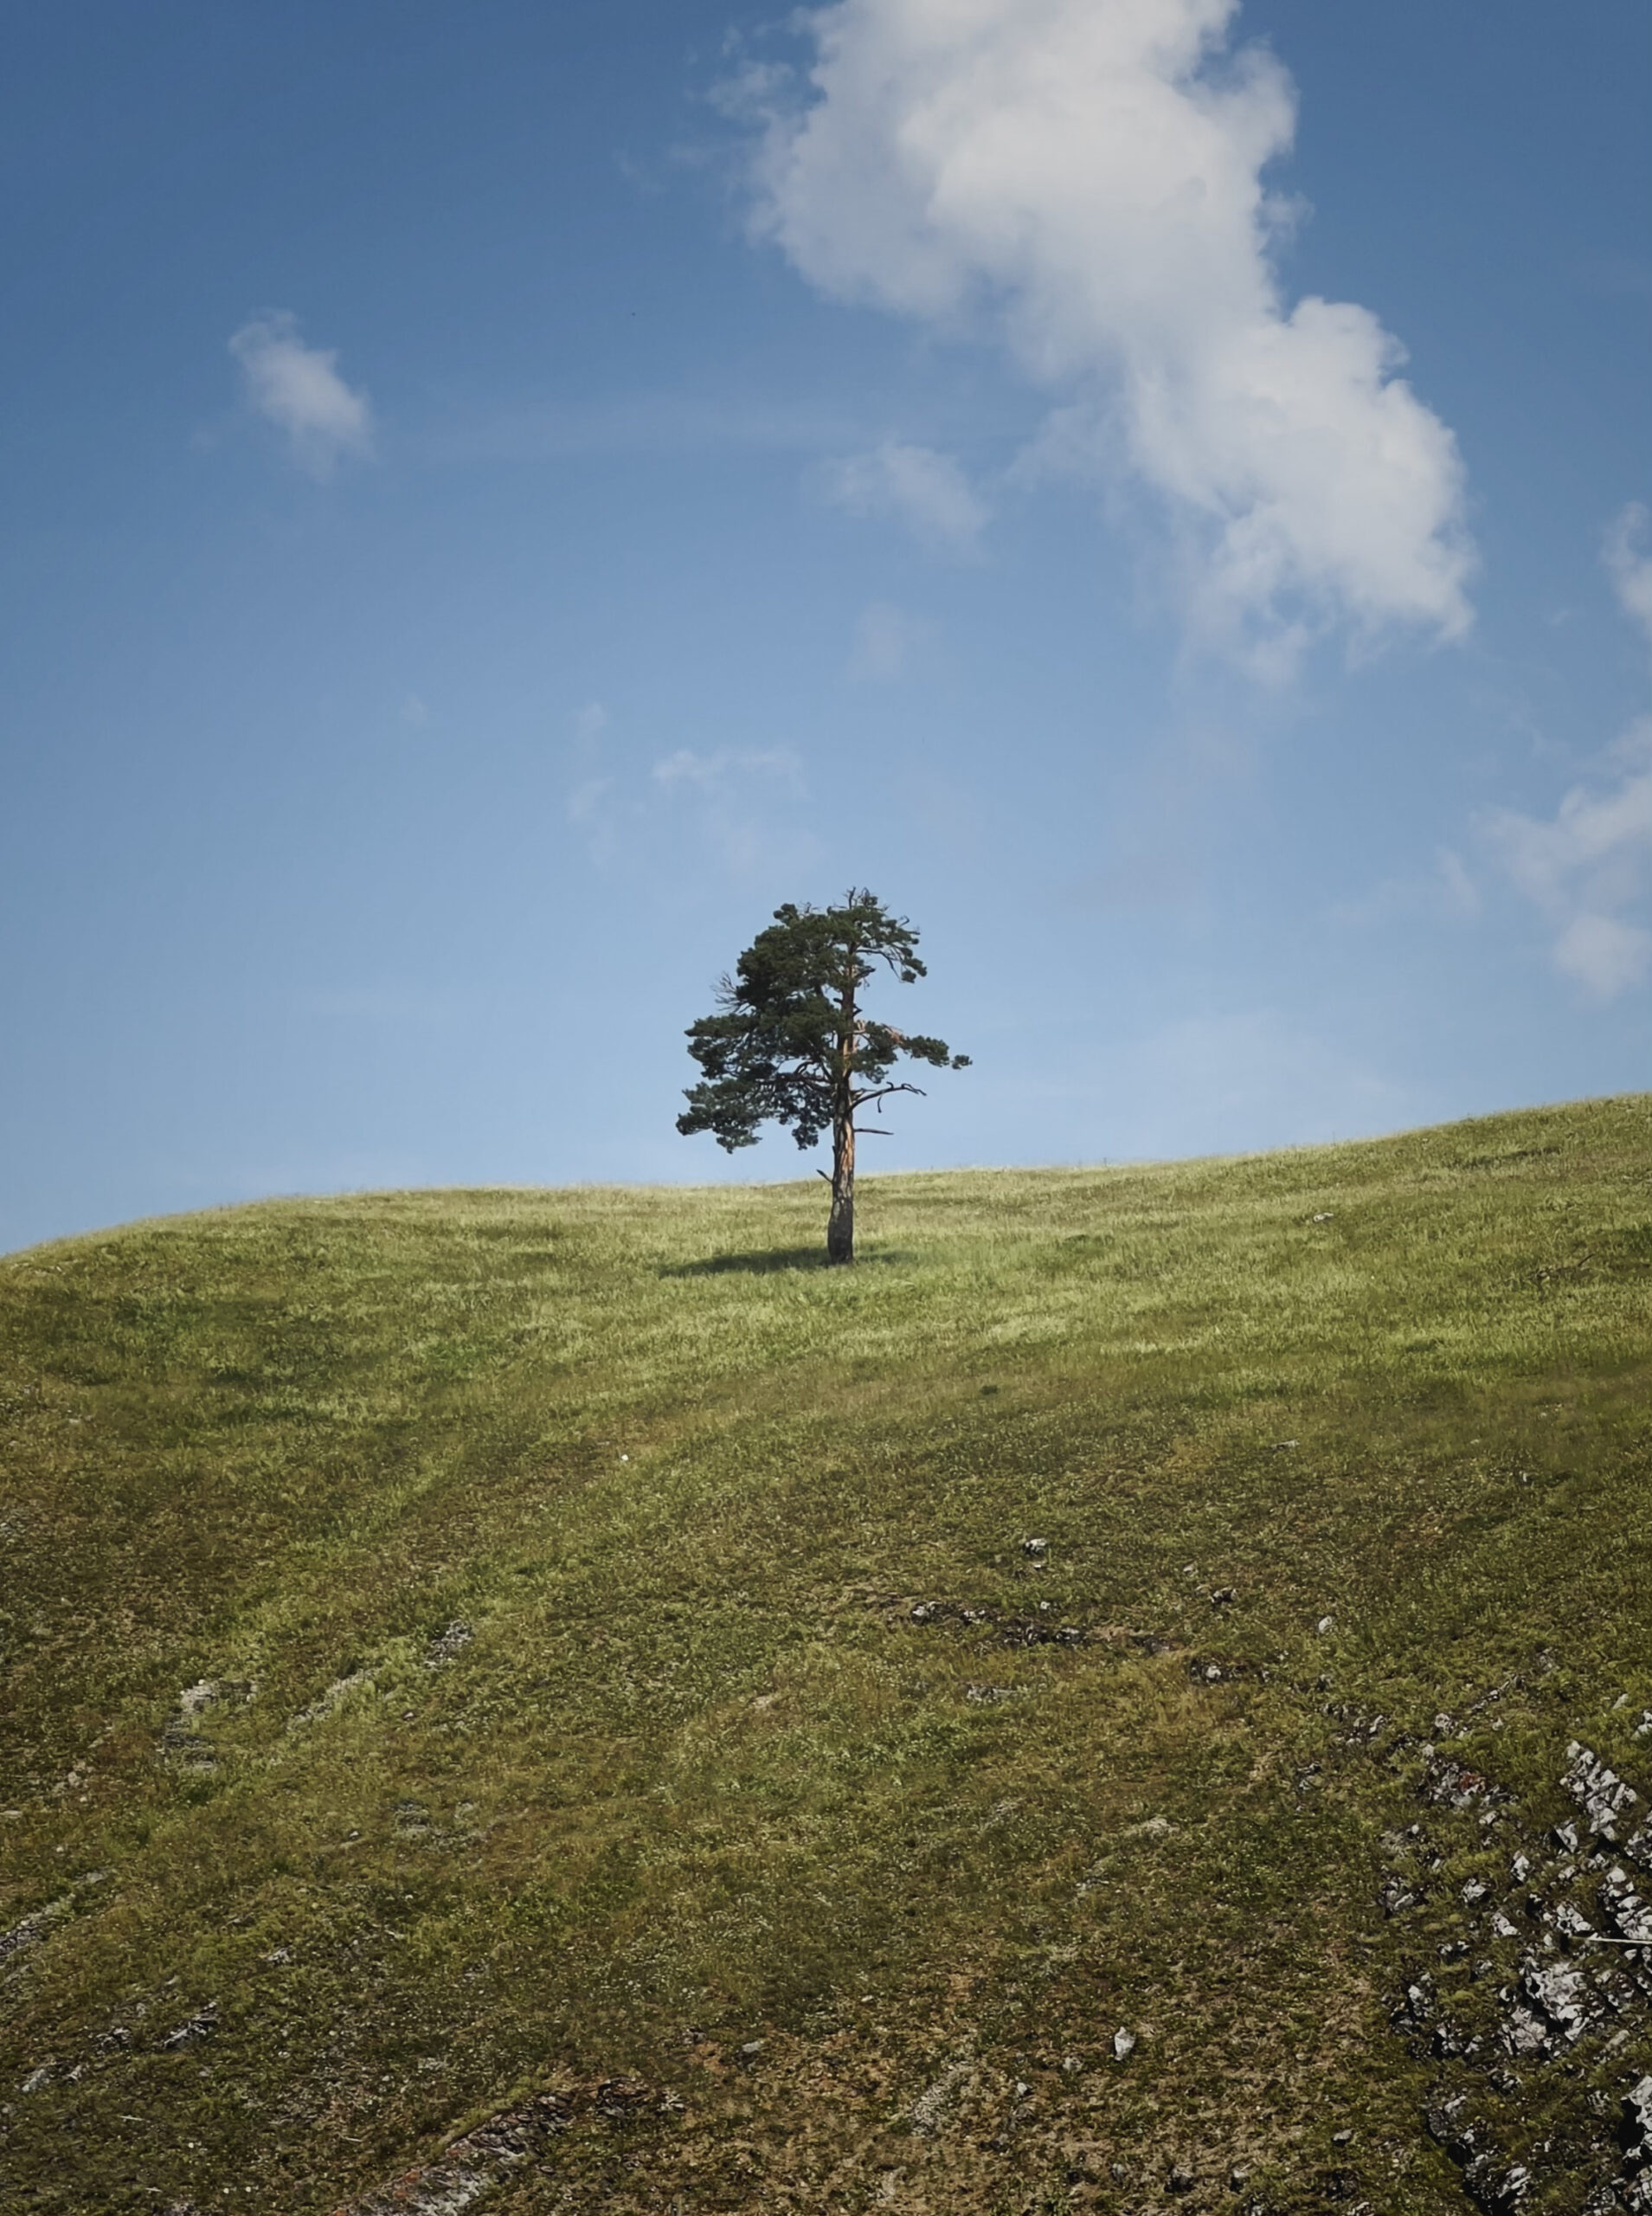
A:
677,889,967,1154
0,1097,1649,2213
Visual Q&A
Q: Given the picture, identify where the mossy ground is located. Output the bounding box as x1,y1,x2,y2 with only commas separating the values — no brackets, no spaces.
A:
1,1096,1649,2213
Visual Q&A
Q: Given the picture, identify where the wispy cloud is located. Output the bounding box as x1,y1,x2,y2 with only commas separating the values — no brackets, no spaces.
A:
563,717,813,879
1333,845,1482,929
648,747,810,874
1604,502,1652,646
565,776,612,828
651,747,801,789
1479,506,1652,999
733,0,1473,669
229,311,374,479
564,701,615,851
825,439,988,557
848,599,929,681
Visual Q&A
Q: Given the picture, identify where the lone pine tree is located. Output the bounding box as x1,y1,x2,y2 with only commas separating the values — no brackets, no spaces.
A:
677,891,969,1264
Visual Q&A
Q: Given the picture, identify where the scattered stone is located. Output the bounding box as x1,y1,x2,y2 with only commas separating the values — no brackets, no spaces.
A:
1112,2026,1136,2061
1210,1586,1237,1606
1561,1743,1639,1839
1316,1616,1335,1636
909,2058,974,2135
334,2076,670,2213
1520,1957,1591,2041
1423,1755,1495,1812
1501,2003,1548,2058
1553,1821,1581,1853
160,2002,218,2051
1336,1709,1388,1747
1168,2162,1196,2193
1491,1912,1519,1940
963,1684,1017,1704
1021,1537,1047,1560
1599,1867,1652,1944
424,1621,473,1670
906,1598,1022,1633
288,1670,374,1730
0,1897,68,1969
999,1617,1083,1649
1624,2075,1652,2162
19,2064,55,2094
1463,1878,1488,1905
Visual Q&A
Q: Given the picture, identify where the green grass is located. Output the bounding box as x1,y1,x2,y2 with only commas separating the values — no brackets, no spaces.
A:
1,1095,1649,2213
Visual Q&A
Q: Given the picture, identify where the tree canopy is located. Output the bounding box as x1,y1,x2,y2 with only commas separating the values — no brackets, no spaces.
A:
677,891,968,1262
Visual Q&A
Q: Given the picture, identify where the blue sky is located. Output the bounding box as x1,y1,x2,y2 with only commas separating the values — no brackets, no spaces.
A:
2,0,1648,1252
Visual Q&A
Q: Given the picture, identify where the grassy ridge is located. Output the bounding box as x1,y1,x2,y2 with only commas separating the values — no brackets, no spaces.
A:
1,1096,1649,2213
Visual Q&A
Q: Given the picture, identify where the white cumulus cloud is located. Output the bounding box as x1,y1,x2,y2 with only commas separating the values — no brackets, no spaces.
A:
229,311,374,478
738,0,1473,665
1479,506,1652,1000
826,439,988,556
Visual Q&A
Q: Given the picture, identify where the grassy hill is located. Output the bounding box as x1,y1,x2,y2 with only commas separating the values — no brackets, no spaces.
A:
2,1096,1650,2216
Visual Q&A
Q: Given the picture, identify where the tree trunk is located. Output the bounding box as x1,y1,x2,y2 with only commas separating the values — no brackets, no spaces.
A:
826,1107,855,1264
826,956,858,1265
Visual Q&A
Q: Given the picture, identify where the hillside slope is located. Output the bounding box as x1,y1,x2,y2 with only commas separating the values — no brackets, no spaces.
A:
2,1097,1650,2215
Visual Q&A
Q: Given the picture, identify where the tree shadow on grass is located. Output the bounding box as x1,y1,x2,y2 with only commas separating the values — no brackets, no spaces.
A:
659,1247,913,1278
